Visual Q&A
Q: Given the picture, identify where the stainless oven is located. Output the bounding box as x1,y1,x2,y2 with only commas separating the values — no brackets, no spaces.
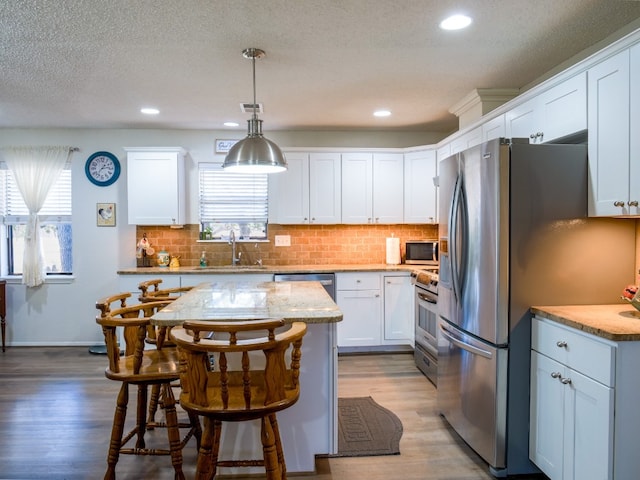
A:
413,270,439,386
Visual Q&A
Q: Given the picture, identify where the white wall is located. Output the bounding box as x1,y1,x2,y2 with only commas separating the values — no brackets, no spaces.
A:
0,127,440,346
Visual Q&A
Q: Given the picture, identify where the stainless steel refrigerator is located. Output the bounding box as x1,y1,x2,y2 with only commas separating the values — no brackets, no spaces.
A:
437,138,635,477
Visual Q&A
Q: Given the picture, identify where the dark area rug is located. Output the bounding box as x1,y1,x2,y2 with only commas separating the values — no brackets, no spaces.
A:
336,396,403,457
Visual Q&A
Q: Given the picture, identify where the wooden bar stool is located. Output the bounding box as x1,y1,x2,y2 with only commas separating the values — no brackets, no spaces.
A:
137,280,195,423
95,294,201,480
170,318,307,480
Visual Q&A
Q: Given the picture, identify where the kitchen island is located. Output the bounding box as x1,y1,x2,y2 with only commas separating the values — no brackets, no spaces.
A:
151,280,343,475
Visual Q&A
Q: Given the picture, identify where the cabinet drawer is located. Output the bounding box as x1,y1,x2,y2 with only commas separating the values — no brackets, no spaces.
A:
336,273,380,290
532,316,615,386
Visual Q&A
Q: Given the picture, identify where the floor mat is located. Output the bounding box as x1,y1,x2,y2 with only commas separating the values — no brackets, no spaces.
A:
336,396,403,457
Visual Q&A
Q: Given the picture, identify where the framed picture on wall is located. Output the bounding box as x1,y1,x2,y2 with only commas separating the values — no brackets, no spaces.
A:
97,203,116,227
215,139,239,154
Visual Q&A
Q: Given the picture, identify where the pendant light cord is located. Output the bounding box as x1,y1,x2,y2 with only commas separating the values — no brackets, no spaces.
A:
252,52,257,119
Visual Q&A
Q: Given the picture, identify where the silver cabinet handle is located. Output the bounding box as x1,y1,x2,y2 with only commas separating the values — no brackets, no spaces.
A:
551,372,562,379
613,201,625,207
629,200,639,207
560,377,572,385
556,341,567,348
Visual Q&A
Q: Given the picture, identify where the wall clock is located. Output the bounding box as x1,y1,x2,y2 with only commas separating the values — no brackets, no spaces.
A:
85,151,121,187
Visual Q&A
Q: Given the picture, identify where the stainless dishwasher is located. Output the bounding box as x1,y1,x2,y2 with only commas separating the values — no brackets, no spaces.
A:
273,273,335,301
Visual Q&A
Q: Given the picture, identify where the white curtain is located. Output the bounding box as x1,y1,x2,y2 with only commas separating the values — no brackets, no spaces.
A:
1,146,73,287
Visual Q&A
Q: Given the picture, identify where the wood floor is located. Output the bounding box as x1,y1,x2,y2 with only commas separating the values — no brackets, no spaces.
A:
0,347,547,479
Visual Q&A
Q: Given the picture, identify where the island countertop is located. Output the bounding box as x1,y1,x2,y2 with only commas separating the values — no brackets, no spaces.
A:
151,280,343,326
531,304,640,341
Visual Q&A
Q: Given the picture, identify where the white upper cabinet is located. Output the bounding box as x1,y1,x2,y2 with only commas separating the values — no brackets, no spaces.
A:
372,153,404,224
587,49,637,216
437,143,451,163
630,43,640,215
269,151,341,224
309,152,342,223
404,149,437,224
126,147,186,225
342,152,404,224
482,114,506,142
506,72,587,143
450,127,482,154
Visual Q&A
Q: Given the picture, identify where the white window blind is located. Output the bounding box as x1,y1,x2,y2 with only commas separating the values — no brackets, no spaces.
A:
0,164,72,223
199,164,268,223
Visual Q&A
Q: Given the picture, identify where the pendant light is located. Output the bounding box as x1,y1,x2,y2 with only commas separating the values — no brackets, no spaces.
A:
223,48,287,173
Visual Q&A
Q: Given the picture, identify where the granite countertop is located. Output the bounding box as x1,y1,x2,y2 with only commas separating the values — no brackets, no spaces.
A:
531,304,640,342
151,280,343,327
118,263,418,275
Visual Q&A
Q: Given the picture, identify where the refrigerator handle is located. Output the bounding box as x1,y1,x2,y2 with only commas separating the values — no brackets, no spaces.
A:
449,174,463,303
439,323,493,359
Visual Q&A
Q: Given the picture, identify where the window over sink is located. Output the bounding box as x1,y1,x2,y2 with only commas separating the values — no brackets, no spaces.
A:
198,163,268,241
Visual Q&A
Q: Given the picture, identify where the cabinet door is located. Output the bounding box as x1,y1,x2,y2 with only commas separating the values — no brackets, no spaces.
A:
437,143,451,162
309,153,341,224
630,43,640,214
372,153,404,223
450,127,482,154
404,150,437,224
506,97,539,143
539,72,587,143
482,114,506,142
383,275,413,344
563,367,613,480
530,351,565,480
341,153,373,224
127,148,185,225
269,152,310,224
336,289,382,347
588,49,631,216
119,274,181,296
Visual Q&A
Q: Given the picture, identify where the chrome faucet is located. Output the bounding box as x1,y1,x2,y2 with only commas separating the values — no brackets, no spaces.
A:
229,230,241,266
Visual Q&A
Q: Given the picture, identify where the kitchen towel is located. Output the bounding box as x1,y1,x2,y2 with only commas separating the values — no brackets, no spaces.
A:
386,237,401,265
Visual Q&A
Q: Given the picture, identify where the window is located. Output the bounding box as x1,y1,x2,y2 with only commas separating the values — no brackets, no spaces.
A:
0,165,72,275
198,163,268,240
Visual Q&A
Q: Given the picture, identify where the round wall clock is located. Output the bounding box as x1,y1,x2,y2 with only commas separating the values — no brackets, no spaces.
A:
85,151,121,187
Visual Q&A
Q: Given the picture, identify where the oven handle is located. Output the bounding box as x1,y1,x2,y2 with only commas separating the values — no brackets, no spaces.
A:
439,323,493,359
417,291,437,304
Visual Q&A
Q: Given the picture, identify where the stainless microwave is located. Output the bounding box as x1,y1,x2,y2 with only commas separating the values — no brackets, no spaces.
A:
405,240,438,265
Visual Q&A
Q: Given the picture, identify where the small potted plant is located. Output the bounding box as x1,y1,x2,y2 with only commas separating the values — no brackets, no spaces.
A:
202,226,212,240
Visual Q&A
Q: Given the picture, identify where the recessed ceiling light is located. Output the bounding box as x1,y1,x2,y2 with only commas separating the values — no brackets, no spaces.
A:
440,14,472,31
140,107,159,115
224,122,240,127
374,110,391,117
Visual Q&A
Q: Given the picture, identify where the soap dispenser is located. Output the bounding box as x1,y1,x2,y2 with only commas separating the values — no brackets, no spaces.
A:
199,251,208,267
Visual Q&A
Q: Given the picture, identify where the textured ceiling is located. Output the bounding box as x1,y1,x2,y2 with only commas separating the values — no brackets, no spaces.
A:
2,1,640,134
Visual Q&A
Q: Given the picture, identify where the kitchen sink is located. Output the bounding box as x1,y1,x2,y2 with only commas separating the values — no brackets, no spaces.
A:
192,265,268,271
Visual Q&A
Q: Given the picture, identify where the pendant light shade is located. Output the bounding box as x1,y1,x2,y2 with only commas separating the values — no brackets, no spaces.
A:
223,48,287,174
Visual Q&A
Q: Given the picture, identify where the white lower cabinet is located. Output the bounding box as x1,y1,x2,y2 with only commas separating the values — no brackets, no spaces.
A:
336,272,382,347
530,350,612,480
530,316,640,480
336,272,414,349
118,274,181,298
383,274,414,346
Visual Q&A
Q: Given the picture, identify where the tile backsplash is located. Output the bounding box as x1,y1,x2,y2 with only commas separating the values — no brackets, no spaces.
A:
136,224,438,267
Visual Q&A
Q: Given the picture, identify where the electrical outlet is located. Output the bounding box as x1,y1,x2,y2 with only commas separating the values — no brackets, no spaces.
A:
275,235,291,247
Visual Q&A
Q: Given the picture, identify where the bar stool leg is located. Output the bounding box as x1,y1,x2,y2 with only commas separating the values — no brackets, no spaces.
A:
162,383,185,480
261,415,282,480
105,383,128,480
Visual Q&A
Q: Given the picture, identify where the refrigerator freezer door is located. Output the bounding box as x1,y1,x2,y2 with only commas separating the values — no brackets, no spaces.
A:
437,319,507,470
